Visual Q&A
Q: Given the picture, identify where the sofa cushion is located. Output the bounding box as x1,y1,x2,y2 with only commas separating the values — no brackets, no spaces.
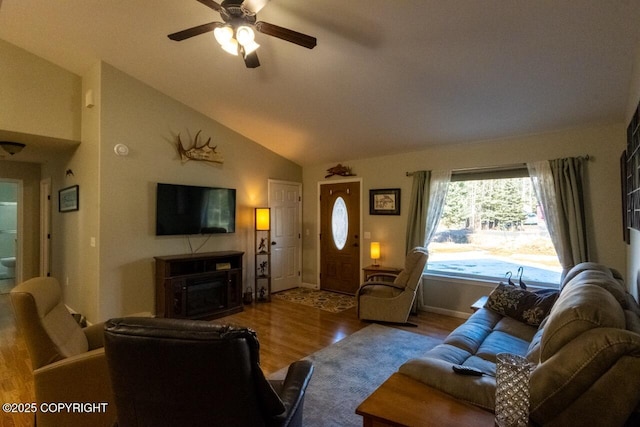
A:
561,262,622,289
484,283,559,326
540,283,625,362
442,309,500,355
525,317,548,363
399,355,497,411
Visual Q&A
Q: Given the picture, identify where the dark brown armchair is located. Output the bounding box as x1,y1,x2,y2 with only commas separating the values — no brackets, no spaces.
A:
103,317,313,427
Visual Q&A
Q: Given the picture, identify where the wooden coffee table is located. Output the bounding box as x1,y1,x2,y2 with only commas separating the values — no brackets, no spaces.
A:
356,373,495,427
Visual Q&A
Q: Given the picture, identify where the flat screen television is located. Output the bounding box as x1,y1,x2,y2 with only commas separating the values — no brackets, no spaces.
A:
156,183,236,236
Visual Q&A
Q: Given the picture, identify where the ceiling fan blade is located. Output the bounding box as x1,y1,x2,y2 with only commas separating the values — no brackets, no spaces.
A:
243,0,269,13
243,50,260,68
168,22,222,41
255,21,317,49
196,0,222,12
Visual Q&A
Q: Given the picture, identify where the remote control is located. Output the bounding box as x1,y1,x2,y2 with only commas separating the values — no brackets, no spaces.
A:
452,365,484,376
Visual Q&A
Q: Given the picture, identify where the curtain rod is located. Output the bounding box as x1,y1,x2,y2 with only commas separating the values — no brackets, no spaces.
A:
405,155,591,177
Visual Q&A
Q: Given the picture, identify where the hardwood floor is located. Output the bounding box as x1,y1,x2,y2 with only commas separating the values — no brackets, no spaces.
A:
0,292,464,427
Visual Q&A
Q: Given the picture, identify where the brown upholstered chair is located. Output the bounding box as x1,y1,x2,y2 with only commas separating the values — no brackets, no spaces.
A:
103,316,314,427
357,247,429,324
10,277,117,427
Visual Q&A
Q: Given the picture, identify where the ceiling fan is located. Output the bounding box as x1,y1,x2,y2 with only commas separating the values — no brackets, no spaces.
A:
168,0,317,68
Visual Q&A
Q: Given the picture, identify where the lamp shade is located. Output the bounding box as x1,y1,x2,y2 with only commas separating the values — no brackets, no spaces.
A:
255,208,270,231
370,242,380,265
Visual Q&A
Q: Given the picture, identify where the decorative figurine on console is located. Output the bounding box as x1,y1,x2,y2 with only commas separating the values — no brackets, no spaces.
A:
258,286,267,301
258,237,268,254
258,261,268,277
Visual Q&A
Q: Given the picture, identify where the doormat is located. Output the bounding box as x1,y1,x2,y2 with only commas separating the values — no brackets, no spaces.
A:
273,287,356,313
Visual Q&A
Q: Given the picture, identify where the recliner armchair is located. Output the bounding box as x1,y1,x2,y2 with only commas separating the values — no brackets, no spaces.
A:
103,316,314,427
357,247,429,324
10,277,117,427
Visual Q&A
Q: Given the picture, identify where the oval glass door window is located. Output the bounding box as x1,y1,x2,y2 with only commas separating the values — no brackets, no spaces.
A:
332,197,348,250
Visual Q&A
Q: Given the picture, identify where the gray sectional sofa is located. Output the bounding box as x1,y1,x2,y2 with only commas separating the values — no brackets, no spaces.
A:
399,262,640,426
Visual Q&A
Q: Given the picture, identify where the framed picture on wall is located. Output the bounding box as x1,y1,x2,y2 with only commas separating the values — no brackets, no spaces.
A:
59,185,79,212
369,188,401,215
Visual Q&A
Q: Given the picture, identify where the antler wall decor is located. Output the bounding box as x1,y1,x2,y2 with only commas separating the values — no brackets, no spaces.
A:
176,130,224,164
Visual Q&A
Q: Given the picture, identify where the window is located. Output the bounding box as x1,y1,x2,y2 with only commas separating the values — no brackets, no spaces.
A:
427,167,561,286
331,196,348,250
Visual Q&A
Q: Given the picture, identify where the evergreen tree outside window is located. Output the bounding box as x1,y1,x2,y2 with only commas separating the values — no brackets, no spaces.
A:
427,174,561,286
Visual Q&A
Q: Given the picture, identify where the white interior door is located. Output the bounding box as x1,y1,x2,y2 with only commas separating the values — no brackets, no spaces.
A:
269,180,301,293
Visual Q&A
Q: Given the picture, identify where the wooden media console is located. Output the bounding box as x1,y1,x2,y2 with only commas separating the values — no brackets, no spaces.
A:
155,251,244,320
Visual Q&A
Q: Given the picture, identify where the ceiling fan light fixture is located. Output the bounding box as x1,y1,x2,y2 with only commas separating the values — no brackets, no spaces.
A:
0,141,26,155
235,25,255,45
241,40,260,56
169,0,317,68
236,25,259,55
214,25,234,45
220,39,239,55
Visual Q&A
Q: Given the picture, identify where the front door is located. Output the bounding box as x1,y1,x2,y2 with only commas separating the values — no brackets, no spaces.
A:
320,181,360,294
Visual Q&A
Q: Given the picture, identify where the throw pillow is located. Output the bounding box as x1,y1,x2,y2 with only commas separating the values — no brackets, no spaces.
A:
484,283,559,326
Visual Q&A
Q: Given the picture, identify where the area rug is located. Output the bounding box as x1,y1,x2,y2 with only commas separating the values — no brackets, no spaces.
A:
273,287,356,313
269,323,441,427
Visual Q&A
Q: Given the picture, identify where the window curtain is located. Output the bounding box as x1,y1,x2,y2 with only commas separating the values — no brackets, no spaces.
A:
405,171,431,254
527,157,588,279
405,170,451,309
425,170,452,245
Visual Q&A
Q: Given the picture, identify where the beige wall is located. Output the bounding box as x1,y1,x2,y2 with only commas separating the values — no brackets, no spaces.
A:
303,124,627,313
0,39,81,142
4,44,302,322
0,40,80,285
44,62,103,320
82,63,302,321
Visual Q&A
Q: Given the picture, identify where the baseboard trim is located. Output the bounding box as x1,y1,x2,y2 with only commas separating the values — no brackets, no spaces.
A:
420,305,471,320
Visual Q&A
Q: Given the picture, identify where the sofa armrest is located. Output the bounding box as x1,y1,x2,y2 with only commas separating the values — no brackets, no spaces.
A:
268,360,313,427
366,273,399,282
358,281,405,296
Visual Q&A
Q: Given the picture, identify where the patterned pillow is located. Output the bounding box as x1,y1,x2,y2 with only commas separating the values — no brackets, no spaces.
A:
484,283,559,326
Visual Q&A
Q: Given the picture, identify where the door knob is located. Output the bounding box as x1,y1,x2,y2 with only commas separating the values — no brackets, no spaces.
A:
271,241,276,245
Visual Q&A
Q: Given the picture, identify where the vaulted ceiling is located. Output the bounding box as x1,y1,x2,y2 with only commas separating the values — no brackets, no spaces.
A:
1,1,640,166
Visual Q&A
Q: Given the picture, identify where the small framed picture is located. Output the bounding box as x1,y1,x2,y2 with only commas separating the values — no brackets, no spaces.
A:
369,188,401,215
59,185,79,212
